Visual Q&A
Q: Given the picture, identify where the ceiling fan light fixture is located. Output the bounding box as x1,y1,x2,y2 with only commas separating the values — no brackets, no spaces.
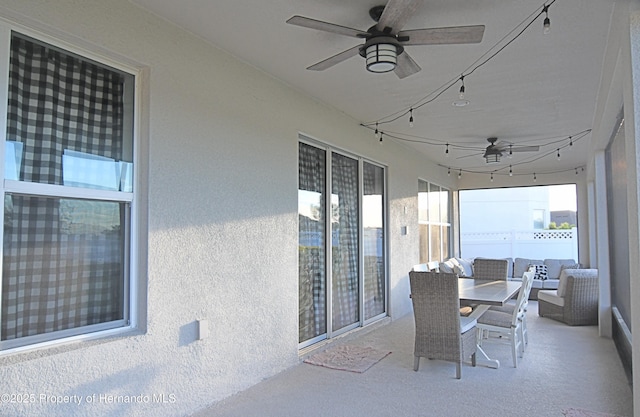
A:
483,148,502,164
365,42,398,73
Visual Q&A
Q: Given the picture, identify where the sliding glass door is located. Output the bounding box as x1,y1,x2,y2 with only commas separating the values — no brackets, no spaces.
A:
331,153,360,332
298,140,387,347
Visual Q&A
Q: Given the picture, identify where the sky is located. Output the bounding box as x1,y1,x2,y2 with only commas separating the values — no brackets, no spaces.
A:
548,184,577,211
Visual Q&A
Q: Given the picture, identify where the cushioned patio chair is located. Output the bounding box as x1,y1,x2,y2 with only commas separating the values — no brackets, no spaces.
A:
409,271,477,379
537,269,598,326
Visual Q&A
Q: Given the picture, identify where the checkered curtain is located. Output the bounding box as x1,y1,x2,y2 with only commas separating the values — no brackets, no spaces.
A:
1,35,125,341
298,143,326,343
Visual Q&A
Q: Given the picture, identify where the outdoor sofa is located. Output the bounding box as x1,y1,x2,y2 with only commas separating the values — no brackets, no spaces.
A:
438,257,581,299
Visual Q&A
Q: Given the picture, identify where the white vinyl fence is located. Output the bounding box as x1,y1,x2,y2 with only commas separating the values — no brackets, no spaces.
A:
461,228,578,260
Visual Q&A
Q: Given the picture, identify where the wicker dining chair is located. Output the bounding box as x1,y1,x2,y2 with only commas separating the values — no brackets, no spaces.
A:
409,271,477,379
472,258,509,280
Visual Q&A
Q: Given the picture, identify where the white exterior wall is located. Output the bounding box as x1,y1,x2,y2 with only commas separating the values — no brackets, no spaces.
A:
459,187,550,232
0,1,456,416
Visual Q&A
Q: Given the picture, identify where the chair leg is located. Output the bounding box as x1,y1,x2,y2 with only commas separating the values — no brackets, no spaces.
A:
511,329,518,368
456,363,461,379
471,352,476,367
414,356,420,371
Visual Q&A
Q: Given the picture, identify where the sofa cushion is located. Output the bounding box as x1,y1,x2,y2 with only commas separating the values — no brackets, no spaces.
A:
451,258,474,277
514,258,543,278
542,279,560,289
530,264,549,280
544,259,578,279
439,259,455,274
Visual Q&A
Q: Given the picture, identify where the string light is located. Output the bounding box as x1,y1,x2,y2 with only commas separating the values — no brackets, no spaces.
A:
379,131,384,143
374,122,379,140
490,172,494,182
543,4,551,34
409,108,414,127
569,136,573,146
364,0,558,128
458,75,465,99
445,143,449,156
533,172,537,182
575,167,579,175
509,165,513,176
458,169,462,179
557,148,561,160
448,167,451,176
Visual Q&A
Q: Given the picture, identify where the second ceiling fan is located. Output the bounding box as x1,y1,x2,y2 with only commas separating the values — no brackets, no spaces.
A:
286,0,485,79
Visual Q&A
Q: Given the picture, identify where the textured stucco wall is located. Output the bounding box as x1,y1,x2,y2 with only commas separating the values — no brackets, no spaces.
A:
0,1,452,416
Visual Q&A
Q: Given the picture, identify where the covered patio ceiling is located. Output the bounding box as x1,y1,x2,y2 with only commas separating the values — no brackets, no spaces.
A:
130,0,622,180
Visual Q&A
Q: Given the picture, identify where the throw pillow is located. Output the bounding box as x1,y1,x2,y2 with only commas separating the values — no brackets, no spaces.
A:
530,264,548,280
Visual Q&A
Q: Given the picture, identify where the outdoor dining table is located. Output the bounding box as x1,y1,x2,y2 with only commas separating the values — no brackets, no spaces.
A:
458,278,522,369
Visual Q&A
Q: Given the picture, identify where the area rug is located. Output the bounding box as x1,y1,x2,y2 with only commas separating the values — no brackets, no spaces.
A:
563,408,626,417
304,345,392,373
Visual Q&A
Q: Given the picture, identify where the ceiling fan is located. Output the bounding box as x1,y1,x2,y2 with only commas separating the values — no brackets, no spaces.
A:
286,0,485,79
482,137,539,164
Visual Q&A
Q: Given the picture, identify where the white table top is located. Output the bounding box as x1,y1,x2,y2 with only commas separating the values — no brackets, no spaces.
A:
458,278,522,306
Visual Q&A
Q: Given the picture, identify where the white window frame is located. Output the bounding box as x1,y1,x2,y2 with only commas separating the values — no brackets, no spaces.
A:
0,22,144,355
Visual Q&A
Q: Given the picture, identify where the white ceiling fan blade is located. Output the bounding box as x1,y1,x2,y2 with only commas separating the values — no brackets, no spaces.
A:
398,25,485,45
394,52,421,79
307,45,362,71
377,0,424,34
287,16,368,38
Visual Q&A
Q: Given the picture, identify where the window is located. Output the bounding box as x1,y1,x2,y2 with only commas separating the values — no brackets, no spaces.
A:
0,32,137,351
533,209,545,229
418,180,451,263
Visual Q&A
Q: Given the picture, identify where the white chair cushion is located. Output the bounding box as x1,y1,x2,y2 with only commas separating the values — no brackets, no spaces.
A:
537,289,565,307
541,279,560,289
460,316,477,333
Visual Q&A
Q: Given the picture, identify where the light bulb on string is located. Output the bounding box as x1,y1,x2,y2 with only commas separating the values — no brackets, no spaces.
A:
509,165,513,177
569,136,573,147
490,173,494,182
557,148,561,160
374,122,379,140
447,167,451,176
409,109,414,127
533,173,537,182
575,168,579,175
543,5,551,34
508,145,513,158
445,143,449,157
458,169,462,179
458,75,466,99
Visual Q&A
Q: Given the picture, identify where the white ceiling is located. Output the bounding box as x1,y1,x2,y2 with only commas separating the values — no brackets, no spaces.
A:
130,0,623,179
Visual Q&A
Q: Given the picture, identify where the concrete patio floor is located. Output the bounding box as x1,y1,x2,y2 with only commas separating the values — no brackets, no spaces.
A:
193,301,633,417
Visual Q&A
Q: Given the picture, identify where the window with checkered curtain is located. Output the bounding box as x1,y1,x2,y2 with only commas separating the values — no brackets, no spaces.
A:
0,33,135,349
